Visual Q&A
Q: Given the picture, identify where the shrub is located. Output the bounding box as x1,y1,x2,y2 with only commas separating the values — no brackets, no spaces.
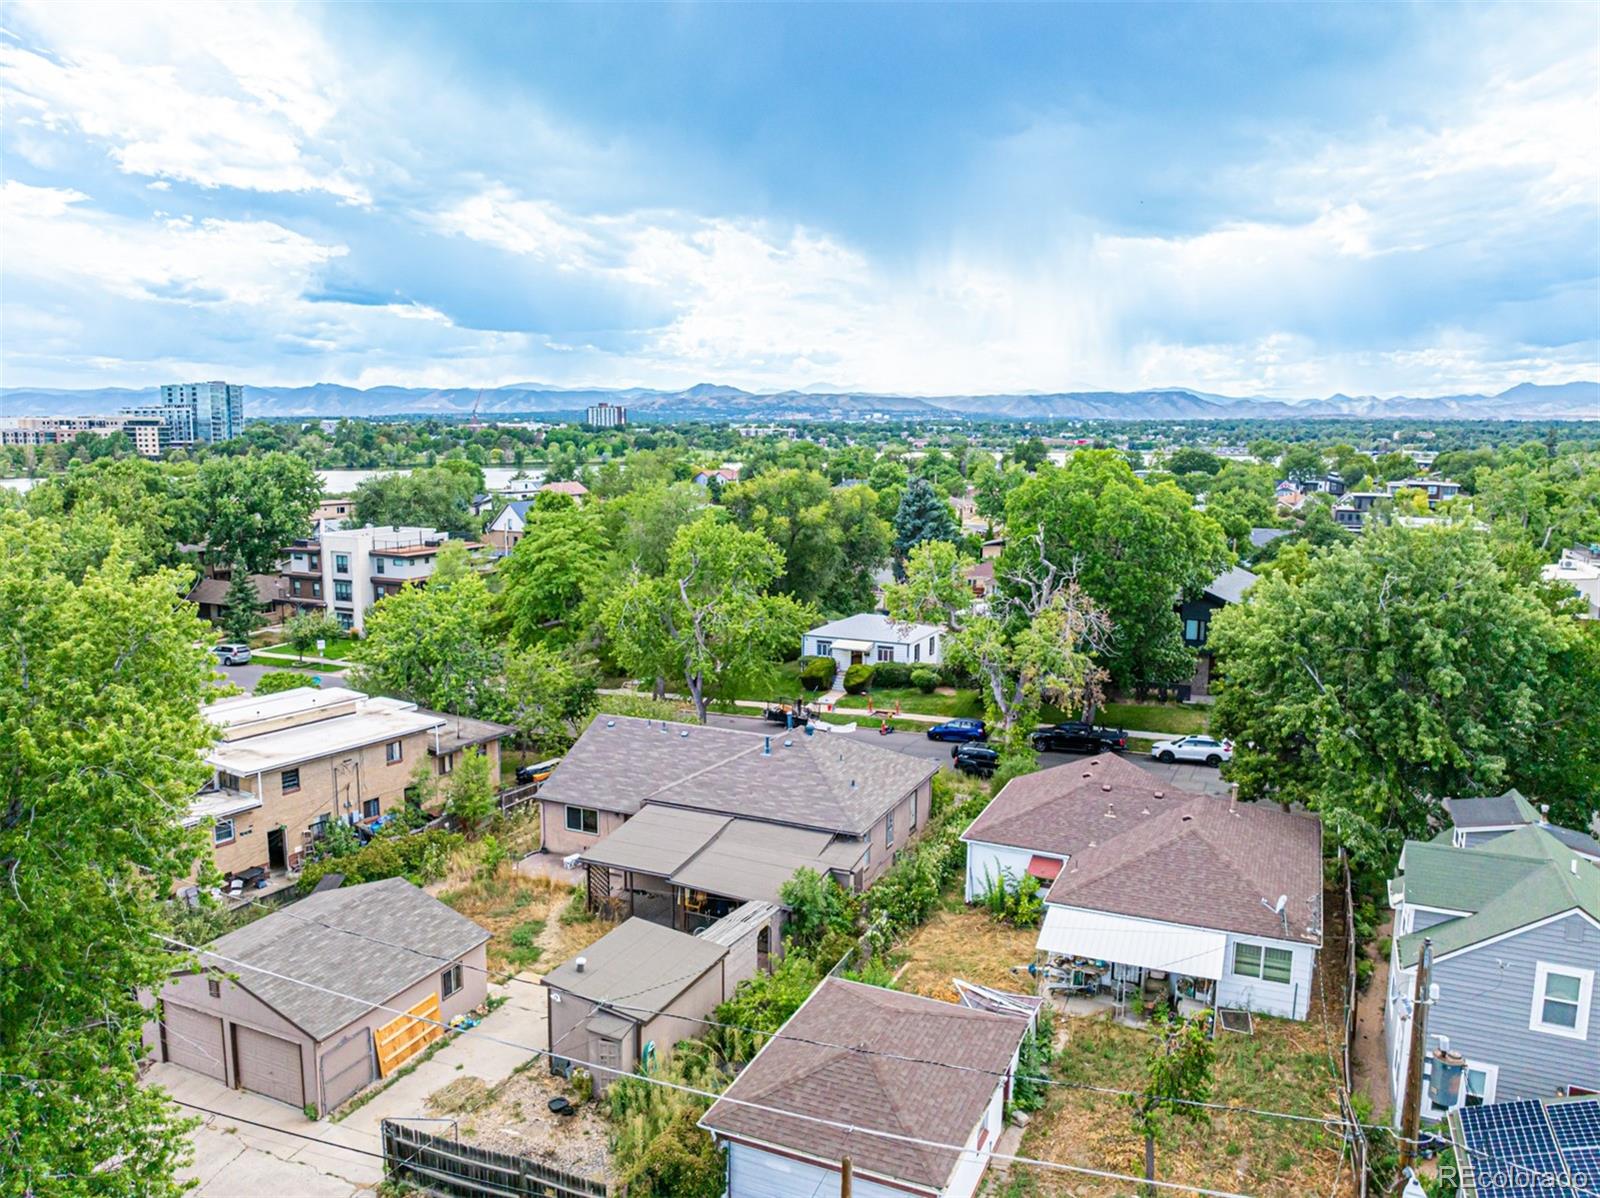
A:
779,868,858,952
254,670,318,695
477,835,508,879
978,868,1043,928
871,661,912,687
842,663,874,694
299,827,463,893
910,668,938,693
798,656,836,691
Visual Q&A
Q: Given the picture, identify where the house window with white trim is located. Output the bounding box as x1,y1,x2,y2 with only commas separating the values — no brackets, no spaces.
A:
885,810,895,849
213,819,235,846
441,963,462,998
386,740,403,764
1531,962,1593,1039
876,644,895,664
1232,942,1293,985
565,806,599,834
816,640,831,656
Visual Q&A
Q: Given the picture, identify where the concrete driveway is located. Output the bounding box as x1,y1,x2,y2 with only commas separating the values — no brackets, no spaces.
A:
150,977,549,1195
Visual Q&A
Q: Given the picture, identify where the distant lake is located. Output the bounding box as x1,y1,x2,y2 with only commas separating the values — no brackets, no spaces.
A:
1,464,545,497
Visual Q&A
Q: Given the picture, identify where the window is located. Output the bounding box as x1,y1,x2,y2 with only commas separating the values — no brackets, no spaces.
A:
362,797,380,820
207,977,221,999
1232,943,1293,985
336,611,352,630
816,640,831,656
375,557,385,574
334,580,352,602
311,581,322,599
213,818,235,845
885,810,895,848
392,557,406,568
334,553,349,574
1184,618,1207,645
281,768,300,793
441,963,462,998
217,771,242,791
913,643,921,663
876,644,895,664
439,752,455,775
565,806,599,834
1531,963,1593,1039
385,740,403,764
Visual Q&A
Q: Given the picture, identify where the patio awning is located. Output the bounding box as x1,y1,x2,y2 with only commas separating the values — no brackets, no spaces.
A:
827,638,874,653
1038,906,1227,980
1027,854,1064,881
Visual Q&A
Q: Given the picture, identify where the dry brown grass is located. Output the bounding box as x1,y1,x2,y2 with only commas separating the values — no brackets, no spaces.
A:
893,904,1040,1002
441,870,572,979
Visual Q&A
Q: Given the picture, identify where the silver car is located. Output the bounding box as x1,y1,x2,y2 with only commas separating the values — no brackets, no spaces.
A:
211,643,252,666
1148,734,1232,766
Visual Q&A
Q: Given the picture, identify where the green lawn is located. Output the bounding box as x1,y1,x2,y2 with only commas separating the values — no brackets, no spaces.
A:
831,686,984,718
250,634,359,663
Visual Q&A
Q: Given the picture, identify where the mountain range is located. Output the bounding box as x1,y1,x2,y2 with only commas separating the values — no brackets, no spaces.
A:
2,380,1596,422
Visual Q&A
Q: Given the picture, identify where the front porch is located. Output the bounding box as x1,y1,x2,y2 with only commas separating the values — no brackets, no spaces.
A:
1034,905,1225,1026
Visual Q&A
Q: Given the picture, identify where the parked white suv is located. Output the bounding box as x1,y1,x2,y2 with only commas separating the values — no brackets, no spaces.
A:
211,643,252,666
1148,735,1232,766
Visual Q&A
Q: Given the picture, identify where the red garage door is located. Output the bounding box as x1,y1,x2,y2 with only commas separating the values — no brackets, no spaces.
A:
233,1025,305,1109
162,1003,226,1082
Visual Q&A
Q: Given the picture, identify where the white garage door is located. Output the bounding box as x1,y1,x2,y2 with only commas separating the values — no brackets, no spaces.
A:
234,1025,305,1108
162,1003,225,1081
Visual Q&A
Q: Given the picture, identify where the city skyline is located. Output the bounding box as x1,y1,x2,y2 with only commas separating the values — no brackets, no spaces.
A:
1,2,1597,399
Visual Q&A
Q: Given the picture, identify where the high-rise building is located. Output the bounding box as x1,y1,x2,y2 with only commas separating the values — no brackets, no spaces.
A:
123,381,245,447
585,401,626,428
0,414,163,457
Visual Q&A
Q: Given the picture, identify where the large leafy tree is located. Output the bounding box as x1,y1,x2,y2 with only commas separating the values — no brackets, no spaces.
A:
892,477,959,572
1210,522,1599,864
24,457,196,576
497,498,608,647
352,541,503,716
1003,451,1231,690
502,644,601,753
351,465,481,539
1,509,217,1196
602,514,815,722
192,451,320,573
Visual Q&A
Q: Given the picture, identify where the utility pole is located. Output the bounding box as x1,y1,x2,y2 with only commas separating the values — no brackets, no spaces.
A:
840,1155,852,1197
1394,937,1433,1192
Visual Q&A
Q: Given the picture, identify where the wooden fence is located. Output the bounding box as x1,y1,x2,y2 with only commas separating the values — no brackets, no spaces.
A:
381,1119,609,1198
1337,848,1371,1198
374,994,443,1077
498,782,542,816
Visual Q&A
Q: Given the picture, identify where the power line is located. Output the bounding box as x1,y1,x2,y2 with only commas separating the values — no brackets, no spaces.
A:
158,931,1259,1198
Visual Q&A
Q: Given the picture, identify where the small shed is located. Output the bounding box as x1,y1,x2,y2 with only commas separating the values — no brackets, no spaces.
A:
544,918,730,1094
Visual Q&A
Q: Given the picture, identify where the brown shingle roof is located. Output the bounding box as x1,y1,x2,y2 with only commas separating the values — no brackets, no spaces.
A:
700,978,1028,1190
1045,790,1323,943
962,754,1189,857
539,716,936,836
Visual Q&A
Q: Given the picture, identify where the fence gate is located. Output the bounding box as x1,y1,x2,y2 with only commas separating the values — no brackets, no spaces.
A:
381,1118,609,1198
374,994,443,1077
320,1026,375,1112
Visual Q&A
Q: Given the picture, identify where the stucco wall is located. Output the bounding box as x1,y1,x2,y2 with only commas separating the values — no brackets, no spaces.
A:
540,800,628,856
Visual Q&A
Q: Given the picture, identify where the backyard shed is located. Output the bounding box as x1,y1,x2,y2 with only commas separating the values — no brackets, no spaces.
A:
147,878,488,1113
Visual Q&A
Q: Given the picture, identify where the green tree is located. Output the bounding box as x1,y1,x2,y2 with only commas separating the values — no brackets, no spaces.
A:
254,670,318,695
892,477,959,572
352,542,503,716
284,611,342,661
1,509,218,1196
1011,437,1048,471
503,644,601,753
1129,1010,1215,1195
192,452,320,572
444,748,496,832
24,457,195,576
602,515,815,722
1003,452,1231,690
1210,522,1597,863
351,465,480,538
497,501,608,646
1278,444,1325,483
219,560,263,643
1164,448,1224,478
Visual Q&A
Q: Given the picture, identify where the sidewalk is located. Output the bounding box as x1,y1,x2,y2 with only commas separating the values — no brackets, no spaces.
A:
250,652,349,668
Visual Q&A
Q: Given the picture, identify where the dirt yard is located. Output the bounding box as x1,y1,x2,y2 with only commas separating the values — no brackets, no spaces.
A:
440,870,615,981
426,1067,613,1181
893,904,1040,1002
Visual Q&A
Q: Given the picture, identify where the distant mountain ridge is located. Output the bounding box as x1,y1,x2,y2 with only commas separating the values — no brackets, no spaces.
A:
2,380,1595,421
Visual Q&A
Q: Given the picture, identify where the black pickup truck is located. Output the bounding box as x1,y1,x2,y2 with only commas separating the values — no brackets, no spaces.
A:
1029,721,1129,754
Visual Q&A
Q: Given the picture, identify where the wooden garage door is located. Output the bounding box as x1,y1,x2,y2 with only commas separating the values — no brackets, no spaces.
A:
234,1025,305,1109
162,1003,225,1081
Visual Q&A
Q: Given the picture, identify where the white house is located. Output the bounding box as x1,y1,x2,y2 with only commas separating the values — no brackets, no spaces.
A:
962,754,1324,1020
802,612,944,674
699,977,1031,1198
1542,547,1600,620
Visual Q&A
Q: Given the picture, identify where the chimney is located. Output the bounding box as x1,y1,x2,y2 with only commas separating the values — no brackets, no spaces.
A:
575,956,587,974
1539,803,1550,826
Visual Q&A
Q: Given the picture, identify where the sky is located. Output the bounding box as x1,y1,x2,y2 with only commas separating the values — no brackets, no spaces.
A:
1,1,1597,398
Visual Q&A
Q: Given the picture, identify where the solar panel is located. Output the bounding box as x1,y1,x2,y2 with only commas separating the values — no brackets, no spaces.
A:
1563,1147,1600,1193
1456,1100,1579,1198
1550,1100,1600,1150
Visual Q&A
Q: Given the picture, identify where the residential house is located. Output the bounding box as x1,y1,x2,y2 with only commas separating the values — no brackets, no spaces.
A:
483,499,536,556
543,715,937,933
281,525,481,633
1385,824,1600,1119
313,497,354,525
187,567,294,628
145,878,488,1113
544,909,774,1094
964,558,996,600
1176,564,1257,695
699,977,1031,1198
692,467,741,487
540,480,588,500
195,687,449,884
1333,490,1389,531
964,754,1324,1020
802,612,944,676
1444,790,1600,861
1385,477,1462,506
426,712,511,786
1542,546,1600,620
981,537,1005,559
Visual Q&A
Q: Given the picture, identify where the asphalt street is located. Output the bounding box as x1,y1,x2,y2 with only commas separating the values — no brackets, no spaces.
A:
214,661,348,693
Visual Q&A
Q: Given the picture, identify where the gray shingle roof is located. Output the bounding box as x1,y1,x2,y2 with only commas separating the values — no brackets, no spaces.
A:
1444,790,1540,830
1203,565,1259,605
543,918,726,1019
200,878,489,1040
540,716,936,836
700,978,1029,1190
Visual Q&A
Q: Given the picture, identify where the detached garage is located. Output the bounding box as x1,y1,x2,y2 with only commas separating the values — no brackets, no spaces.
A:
150,877,489,1114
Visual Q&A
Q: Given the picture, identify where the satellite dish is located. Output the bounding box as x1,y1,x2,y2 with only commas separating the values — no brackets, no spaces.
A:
1274,894,1288,915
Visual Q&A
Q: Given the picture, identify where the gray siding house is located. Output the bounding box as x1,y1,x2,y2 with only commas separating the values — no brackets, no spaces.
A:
1386,824,1600,1122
